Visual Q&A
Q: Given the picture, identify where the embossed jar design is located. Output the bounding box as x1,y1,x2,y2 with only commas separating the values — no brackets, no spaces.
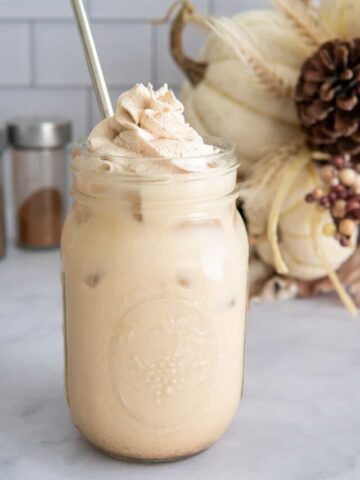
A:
61,138,248,462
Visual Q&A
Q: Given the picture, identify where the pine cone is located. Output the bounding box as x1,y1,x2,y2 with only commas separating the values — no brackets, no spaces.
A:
296,39,360,160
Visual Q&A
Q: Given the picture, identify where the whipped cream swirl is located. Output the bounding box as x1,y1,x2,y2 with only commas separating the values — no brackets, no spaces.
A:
74,84,216,174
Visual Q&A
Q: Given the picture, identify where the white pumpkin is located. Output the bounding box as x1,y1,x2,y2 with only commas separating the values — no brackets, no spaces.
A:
182,10,313,174
247,150,356,281
173,1,359,312
320,0,360,39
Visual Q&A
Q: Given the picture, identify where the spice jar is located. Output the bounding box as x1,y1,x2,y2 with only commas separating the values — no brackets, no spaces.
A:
0,125,7,258
8,118,72,248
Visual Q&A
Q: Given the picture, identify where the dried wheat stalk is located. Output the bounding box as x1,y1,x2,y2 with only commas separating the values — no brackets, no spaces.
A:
206,16,295,98
270,0,327,47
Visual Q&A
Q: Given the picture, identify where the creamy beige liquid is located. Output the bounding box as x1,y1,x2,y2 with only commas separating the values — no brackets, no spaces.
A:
61,166,248,461
62,84,249,460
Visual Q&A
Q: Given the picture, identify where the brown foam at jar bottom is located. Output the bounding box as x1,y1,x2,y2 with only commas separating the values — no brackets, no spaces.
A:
79,426,214,463
96,442,213,464
17,188,63,248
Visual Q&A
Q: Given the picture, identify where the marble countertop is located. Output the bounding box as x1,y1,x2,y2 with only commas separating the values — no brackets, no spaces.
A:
1,247,360,480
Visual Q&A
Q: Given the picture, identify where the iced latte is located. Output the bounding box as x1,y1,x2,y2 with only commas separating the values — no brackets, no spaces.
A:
61,84,248,461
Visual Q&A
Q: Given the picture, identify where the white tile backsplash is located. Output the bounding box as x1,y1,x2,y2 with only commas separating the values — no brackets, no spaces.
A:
34,23,89,85
34,22,152,86
0,0,90,18
212,0,268,16
90,0,209,20
92,23,152,86
0,24,30,85
0,88,88,140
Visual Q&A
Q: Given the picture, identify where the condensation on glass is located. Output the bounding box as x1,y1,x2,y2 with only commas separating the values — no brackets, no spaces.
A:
8,118,72,248
61,138,249,462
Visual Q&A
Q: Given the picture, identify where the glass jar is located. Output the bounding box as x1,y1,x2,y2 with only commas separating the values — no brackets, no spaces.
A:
0,125,7,258
61,138,249,462
8,118,72,248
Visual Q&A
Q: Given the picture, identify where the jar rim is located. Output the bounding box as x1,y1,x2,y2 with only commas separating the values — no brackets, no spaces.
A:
72,136,239,184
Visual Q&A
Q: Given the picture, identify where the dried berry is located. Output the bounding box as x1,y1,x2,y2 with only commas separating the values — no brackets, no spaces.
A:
305,153,360,246
340,236,351,247
353,209,360,220
339,168,357,186
347,199,360,212
319,196,331,208
320,165,336,183
313,188,324,199
323,222,337,236
332,156,346,170
305,193,315,203
339,218,356,236
329,191,338,202
332,199,347,218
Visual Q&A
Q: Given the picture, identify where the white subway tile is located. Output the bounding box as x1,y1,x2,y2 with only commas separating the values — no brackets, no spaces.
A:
0,0,89,19
0,24,30,85
90,0,209,20
0,88,88,140
212,0,267,16
35,23,152,86
34,24,89,86
155,20,207,88
93,23,152,85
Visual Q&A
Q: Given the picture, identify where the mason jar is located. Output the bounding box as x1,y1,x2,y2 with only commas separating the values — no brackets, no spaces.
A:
61,138,248,462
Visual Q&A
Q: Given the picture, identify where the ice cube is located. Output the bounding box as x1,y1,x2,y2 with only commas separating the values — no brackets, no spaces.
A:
127,190,142,222
177,276,190,288
73,204,91,225
83,273,102,288
175,218,222,230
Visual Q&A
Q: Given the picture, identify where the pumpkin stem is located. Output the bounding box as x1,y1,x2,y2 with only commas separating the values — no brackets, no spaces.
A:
170,1,208,86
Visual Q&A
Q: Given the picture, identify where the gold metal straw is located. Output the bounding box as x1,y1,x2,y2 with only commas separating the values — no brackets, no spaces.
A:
71,0,114,118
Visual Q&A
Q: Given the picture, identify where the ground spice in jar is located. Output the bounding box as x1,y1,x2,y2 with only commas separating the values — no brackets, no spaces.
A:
17,187,63,248
8,117,71,250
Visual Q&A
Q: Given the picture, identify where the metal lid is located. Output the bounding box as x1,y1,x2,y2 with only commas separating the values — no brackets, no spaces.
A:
0,124,7,151
8,117,72,149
